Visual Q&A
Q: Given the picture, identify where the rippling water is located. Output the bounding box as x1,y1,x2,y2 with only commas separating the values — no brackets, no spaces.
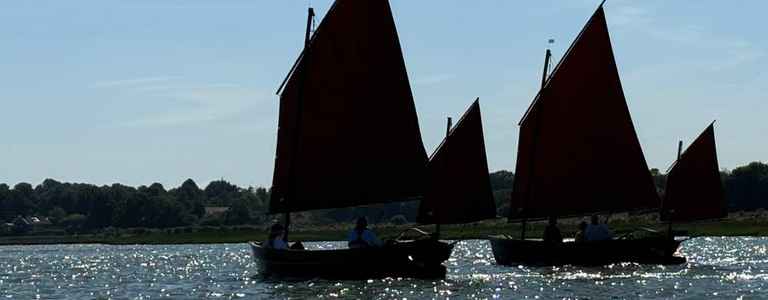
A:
1,237,767,299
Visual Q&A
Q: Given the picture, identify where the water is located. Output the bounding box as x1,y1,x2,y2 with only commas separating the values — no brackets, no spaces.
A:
1,237,767,299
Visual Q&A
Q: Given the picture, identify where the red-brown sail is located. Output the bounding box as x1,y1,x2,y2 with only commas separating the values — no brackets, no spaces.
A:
270,0,428,213
418,99,497,224
662,123,726,221
509,6,659,219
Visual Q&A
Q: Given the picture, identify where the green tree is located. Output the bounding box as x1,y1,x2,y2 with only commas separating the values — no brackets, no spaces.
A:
0,184,9,221
171,179,205,218
61,214,87,233
225,197,252,225
489,171,514,217
489,170,514,190
48,207,67,224
85,186,116,229
34,178,64,214
205,180,238,206
726,162,768,211
10,182,35,216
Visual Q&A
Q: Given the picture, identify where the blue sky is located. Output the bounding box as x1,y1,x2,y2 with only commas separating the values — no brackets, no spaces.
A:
0,0,765,188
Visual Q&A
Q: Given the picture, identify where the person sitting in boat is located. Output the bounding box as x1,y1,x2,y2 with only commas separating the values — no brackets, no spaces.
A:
347,217,383,249
585,215,614,241
265,223,289,250
543,216,563,244
574,221,588,243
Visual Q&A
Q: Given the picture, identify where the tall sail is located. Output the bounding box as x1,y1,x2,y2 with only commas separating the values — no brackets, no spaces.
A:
270,0,428,213
662,123,726,221
509,6,660,219
418,99,497,224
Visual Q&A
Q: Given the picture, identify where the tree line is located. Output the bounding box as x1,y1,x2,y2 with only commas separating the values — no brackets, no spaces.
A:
0,179,269,232
1,161,767,232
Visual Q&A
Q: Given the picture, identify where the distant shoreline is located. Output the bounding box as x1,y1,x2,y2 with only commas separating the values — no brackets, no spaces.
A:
2,218,767,246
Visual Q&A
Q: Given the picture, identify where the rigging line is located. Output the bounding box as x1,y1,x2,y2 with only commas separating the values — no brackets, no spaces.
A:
548,54,556,77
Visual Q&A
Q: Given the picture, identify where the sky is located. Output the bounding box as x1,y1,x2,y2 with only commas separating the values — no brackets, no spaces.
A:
0,0,765,189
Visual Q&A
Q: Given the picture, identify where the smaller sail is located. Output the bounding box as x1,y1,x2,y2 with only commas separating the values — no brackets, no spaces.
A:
662,123,727,221
418,99,497,224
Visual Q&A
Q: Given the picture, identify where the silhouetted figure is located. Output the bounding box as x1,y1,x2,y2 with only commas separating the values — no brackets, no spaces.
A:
347,217,383,249
575,221,589,243
265,223,288,250
543,216,563,244
265,223,304,250
585,215,614,241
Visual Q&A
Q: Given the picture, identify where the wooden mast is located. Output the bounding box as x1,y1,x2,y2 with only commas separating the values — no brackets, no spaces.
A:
433,116,453,239
284,6,315,242
667,140,683,238
520,47,552,240
541,49,552,88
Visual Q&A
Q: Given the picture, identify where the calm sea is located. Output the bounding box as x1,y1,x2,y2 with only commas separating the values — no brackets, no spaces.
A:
1,237,766,299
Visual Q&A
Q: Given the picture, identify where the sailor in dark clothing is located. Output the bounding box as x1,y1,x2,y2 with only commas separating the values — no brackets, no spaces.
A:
347,217,383,249
585,214,613,241
543,216,563,244
574,221,588,243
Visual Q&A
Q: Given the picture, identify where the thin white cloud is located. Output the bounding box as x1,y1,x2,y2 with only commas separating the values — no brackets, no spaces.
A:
117,85,271,128
606,2,765,77
134,82,242,93
89,76,180,89
90,76,262,128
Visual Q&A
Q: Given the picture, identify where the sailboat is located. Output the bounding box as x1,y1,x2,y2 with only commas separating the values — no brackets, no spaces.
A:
661,123,727,230
250,0,494,279
489,3,683,266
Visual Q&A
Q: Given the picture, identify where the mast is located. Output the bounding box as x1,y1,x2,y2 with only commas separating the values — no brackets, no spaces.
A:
667,140,682,238
284,6,315,241
540,49,552,89
520,47,552,240
433,116,453,239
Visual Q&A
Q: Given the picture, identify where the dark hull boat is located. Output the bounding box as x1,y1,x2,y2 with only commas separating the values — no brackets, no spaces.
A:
491,4,693,266
489,237,685,266
250,239,453,280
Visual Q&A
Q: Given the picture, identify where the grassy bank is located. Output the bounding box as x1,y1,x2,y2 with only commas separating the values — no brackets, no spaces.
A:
2,218,768,246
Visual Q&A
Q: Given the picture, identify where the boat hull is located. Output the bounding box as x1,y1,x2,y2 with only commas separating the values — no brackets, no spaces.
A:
250,239,454,280
488,236,685,266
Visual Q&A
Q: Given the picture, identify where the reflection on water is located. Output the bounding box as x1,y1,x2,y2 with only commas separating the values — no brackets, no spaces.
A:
1,237,767,299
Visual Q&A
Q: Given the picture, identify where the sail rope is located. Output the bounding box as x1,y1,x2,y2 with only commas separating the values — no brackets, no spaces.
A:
548,53,557,79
